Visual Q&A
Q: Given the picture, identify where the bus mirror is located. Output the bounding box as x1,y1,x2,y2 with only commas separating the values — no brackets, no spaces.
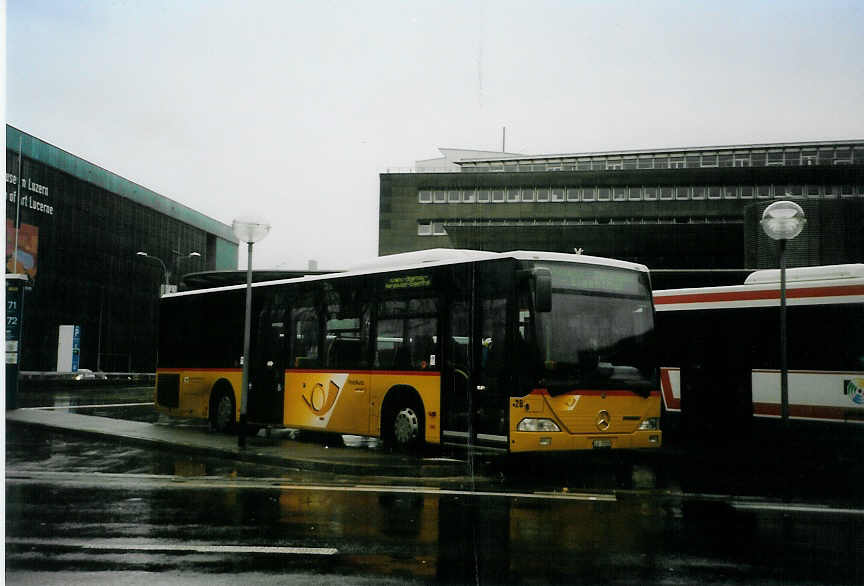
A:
533,268,552,313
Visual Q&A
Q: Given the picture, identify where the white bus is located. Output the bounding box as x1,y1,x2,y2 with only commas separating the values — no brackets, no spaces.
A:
653,264,864,441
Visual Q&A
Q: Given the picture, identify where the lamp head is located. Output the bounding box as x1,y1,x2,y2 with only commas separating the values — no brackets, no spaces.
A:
232,216,271,244
761,200,806,241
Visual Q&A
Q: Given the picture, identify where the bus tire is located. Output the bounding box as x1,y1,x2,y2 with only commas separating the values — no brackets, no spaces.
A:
210,383,236,434
383,389,425,451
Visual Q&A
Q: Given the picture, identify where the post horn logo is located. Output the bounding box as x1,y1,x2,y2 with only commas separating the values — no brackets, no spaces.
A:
302,379,342,415
595,410,611,431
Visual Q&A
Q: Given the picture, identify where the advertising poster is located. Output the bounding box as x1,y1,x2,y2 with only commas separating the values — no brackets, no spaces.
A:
5,219,39,279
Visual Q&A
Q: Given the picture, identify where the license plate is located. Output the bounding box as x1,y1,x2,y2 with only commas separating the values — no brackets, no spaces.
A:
593,439,612,449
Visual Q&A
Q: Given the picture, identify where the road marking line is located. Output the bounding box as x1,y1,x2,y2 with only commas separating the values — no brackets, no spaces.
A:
6,470,616,502
21,402,154,410
731,502,864,516
271,483,616,502
6,538,337,555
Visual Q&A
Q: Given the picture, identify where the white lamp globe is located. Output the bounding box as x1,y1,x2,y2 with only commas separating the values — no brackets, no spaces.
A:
760,201,806,241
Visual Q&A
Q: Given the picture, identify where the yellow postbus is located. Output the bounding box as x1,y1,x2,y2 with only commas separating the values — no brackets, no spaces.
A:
155,249,661,452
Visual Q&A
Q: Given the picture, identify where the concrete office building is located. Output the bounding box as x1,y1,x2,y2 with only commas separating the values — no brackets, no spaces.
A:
379,141,864,287
6,126,238,372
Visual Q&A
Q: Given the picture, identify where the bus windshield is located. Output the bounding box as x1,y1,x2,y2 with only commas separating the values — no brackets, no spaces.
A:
521,262,656,396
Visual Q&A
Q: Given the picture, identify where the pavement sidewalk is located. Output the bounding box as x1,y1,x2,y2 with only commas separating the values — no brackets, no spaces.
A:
5,408,468,478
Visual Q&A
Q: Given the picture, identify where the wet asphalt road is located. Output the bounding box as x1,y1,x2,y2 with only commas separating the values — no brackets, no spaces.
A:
5,385,864,584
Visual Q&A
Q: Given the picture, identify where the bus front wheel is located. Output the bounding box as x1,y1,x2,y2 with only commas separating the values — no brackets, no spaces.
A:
210,388,236,434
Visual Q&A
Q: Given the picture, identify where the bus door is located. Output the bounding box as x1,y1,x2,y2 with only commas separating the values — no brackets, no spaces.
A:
247,293,287,425
441,262,510,450
442,298,471,441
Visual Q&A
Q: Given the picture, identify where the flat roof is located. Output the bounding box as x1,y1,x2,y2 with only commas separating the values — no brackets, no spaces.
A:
454,139,864,165
6,125,237,244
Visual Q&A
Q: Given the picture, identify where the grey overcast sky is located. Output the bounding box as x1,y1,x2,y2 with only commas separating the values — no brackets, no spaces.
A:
6,0,864,269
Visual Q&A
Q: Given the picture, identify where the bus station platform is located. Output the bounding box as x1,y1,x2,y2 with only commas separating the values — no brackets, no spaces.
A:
5,408,469,478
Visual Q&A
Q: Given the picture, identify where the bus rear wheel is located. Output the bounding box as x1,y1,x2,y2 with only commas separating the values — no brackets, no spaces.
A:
210,388,236,434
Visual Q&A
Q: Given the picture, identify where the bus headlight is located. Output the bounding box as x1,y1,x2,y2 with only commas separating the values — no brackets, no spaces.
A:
638,417,659,431
517,418,561,432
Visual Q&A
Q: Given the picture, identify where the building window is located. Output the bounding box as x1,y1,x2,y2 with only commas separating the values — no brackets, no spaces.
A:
629,186,642,201
597,187,611,201
478,190,491,203
853,147,864,165
670,156,685,169
818,148,834,165
607,159,622,170
537,188,551,202
506,187,520,203
734,154,750,167
788,184,803,197
463,189,476,203
653,157,669,169
613,187,627,201
418,190,432,203
701,154,718,167
577,160,592,171
840,185,854,197
692,186,706,200
766,152,784,166
643,187,657,201
722,185,737,199
685,155,701,168
708,186,722,200
566,187,579,202
659,187,674,200
551,188,565,202
773,184,788,198
806,184,821,198
623,158,637,170
718,154,733,168
797,150,813,166
827,185,840,198
637,157,654,170
492,190,505,203
434,190,446,203
418,222,432,236
675,186,690,200
740,185,754,199
591,160,607,171
751,152,766,166
582,187,595,202
504,162,518,172
834,149,852,164
522,186,535,202
448,190,460,203
756,185,771,199
432,222,447,236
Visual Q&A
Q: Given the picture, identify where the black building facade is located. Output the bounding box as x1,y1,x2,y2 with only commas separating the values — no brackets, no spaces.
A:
379,141,864,288
6,126,238,372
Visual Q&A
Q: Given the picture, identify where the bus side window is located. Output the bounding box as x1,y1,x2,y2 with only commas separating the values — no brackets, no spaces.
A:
291,305,321,369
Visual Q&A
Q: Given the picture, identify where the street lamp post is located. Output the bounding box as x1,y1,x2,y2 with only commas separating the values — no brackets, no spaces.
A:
172,250,201,289
233,216,271,448
136,251,168,294
760,200,806,427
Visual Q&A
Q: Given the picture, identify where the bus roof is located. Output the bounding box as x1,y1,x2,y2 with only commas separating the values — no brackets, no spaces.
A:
653,263,864,310
744,264,864,285
165,250,649,299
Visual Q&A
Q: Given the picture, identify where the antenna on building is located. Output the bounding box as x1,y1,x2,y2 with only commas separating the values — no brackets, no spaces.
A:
502,127,506,152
